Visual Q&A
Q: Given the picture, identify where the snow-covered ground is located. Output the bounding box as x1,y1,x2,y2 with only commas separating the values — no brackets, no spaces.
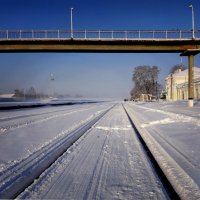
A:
124,101,200,199
0,100,200,199
0,103,112,171
0,98,101,109
18,104,169,199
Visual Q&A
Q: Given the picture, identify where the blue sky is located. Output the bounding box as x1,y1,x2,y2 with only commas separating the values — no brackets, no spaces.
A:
0,0,200,99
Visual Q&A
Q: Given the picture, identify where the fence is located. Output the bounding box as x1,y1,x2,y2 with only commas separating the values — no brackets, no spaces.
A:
0,30,199,40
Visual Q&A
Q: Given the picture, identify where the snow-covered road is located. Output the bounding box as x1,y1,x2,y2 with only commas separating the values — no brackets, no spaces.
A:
17,104,169,199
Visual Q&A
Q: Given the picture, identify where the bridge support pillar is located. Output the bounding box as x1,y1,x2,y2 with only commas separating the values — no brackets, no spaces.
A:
180,49,200,107
188,55,194,107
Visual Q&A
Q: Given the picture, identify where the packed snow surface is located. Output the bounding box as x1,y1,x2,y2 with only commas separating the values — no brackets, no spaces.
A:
0,103,112,172
124,101,200,199
18,104,168,199
1,100,200,199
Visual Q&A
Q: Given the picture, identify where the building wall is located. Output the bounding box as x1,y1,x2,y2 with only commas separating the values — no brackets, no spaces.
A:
177,82,200,100
195,84,200,99
165,67,200,101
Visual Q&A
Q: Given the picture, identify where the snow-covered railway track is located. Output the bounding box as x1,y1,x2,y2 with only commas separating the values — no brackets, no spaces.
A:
15,103,177,199
2,103,197,199
124,103,200,200
0,106,83,122
0,104,102,134
122,104,180,200
0,105,114,199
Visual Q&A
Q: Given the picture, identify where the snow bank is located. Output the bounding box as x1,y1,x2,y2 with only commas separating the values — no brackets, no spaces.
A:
0,99,101,110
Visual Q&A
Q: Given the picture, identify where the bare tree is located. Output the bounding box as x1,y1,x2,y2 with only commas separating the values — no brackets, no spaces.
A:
169,64,187,74
14,89,24,97
26,87,37,98
131,65,160,99
14,87,50,99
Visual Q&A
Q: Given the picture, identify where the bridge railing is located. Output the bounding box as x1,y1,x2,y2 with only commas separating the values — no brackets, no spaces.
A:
0,30,199,40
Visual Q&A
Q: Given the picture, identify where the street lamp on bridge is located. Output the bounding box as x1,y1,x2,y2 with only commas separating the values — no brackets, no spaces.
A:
189,5,195,39
70,7,74,39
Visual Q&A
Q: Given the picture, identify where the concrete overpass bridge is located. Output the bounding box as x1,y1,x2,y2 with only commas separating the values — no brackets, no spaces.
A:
0,29,200,106
0,30,200,53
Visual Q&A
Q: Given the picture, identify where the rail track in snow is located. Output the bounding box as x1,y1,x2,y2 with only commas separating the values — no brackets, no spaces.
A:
122,104,180,200
0,103,186,199
0,105,114,199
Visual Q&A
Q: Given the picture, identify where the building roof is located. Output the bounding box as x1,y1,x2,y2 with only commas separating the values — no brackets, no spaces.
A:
165,67,200,80
173,67,200,77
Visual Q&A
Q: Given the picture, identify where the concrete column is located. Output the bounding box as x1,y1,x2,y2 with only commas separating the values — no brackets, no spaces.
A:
188,54,194,107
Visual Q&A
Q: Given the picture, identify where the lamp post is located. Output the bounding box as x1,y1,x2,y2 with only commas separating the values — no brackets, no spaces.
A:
189,5,195,39
70,7,74,38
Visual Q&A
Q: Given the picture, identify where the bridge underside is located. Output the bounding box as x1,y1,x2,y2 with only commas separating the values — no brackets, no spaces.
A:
0,38,200,107
0,39,200,53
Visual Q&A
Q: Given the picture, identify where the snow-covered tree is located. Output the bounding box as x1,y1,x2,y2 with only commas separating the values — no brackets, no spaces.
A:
131,65,160,99
169,64,187,74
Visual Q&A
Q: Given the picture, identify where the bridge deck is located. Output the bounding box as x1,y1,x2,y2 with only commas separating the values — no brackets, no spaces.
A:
0,38,200,53
0,30,200,53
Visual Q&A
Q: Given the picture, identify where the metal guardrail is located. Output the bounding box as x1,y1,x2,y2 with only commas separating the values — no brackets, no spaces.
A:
0,30,199,40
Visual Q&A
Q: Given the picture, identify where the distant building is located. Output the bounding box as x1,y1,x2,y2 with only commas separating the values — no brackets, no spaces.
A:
0,93,15,102
165,67,200,101
139,94,156,101
0,93,15,98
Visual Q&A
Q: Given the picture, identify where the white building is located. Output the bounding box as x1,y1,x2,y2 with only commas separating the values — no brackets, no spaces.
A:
165,67,200,101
